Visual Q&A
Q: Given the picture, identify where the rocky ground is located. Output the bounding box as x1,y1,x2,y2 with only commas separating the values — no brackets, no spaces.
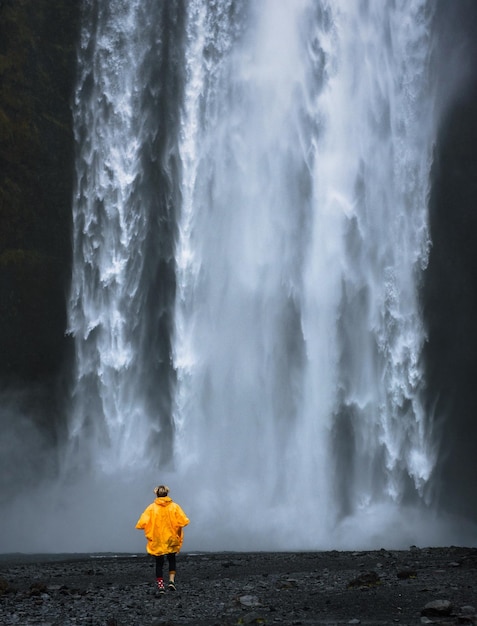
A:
0,547,476,625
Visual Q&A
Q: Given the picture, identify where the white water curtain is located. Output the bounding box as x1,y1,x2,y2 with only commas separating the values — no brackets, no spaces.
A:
66,0,446,550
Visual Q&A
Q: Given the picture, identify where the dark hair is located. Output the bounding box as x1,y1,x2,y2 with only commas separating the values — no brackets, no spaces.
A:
154,485,169,497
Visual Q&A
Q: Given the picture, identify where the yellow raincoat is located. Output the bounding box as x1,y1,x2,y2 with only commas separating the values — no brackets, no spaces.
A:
136,496,190,555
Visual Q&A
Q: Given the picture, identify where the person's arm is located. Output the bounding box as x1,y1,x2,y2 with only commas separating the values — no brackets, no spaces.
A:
175,504,190,528
135,506,150,530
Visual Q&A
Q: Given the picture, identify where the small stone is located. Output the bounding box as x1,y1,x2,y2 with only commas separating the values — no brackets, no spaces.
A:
277,578,298,589
347,571,381,588
421,599,453,617
242,611,266,624
0,578,10,595
239,594,261,607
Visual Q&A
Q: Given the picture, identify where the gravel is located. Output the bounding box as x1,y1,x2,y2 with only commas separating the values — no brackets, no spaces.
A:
0,546,476,625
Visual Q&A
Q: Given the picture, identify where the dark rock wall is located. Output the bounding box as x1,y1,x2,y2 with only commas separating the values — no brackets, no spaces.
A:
423,0,477,520
425,91,477,518
0,0,80,384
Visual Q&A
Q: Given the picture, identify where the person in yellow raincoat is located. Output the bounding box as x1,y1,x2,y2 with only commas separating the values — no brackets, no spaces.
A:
136,485,190,593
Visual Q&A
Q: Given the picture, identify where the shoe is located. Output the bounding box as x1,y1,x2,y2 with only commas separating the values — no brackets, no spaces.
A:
156,578,165,594
168,581,176,591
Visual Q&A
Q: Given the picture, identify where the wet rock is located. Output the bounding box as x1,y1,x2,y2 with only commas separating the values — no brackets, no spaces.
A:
457,606,477,625
277,577,298,589
347,571,381,588
242,611,266,624
239,594,261,607
421,599,453,617
28,582,48,597
0,577,12,595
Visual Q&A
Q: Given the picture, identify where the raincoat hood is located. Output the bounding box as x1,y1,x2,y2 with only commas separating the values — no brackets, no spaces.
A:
155,496,172,507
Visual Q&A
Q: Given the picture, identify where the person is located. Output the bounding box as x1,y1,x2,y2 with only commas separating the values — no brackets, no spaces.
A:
136,485,190,594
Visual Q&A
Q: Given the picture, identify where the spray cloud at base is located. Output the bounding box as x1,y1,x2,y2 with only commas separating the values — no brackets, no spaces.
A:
0,459,475,554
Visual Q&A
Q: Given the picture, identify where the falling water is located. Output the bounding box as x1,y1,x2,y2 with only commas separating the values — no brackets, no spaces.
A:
68,0,182,471
64,0,452,550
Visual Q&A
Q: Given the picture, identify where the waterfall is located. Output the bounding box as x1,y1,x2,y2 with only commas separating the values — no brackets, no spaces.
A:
68,0,182,471
64,0,454,550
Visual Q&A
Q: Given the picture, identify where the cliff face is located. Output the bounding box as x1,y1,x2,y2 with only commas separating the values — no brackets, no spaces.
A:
424,82,477,519
0,1,81,383
421,1,477,522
